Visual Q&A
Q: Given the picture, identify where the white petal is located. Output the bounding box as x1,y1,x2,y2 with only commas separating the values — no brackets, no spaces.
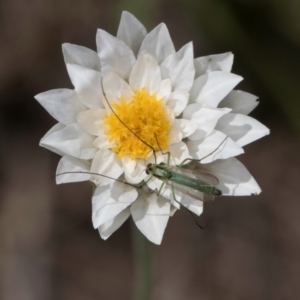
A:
216,113,270,147
187,130,244,164
190,71,243,107
169,141,191,165
66,63,103,108
183,104,231,140
129,51,161,94
166,91,189,117
194,52,234,77
173,119,197,139
170,205,178,216
56,155,90,184
90,149,123,185
160,42,195,92
35,89,86,125
179,195,203,216
93,135,116,149
99,207,131,240
117,11,147,56
139,23,175,64
164,104,175,126
40,123,97,159
102,72,134,107
200,157,261,195
76,108,105,135
156,78,172,102
39,123,65,156
92,181,138,228
96,29,136,80
123,158,147,184
121,155,137,175
169,118,196,145
219,90,259,115
62,43,101,71
169,129,182,144
131,191,170,245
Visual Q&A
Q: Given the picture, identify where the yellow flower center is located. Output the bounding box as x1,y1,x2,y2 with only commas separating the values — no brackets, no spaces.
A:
103,88,171,160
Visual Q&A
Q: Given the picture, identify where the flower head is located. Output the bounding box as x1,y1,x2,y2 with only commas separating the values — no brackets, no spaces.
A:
36,11,269,244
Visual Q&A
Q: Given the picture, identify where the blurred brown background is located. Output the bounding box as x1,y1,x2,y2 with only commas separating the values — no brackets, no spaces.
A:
0,0,300,299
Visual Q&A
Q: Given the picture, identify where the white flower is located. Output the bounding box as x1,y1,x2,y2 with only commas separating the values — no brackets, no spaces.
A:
35,11,269,244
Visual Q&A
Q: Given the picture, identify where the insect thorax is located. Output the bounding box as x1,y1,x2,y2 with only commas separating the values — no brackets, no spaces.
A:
146,163,172,179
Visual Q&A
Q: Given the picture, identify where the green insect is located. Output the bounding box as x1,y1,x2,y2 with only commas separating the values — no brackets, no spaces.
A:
146,162,222,199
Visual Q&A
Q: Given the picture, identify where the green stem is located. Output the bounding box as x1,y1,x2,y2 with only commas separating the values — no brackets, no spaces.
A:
132,223,152,300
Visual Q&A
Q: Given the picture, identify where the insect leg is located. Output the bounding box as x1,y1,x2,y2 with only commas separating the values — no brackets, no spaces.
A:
154,133,170,155
140,174,154,189
153,133,171,166
156,181,166,196
170,183,207,229
171,183,177,201
188,211,208,229
167,151,171,166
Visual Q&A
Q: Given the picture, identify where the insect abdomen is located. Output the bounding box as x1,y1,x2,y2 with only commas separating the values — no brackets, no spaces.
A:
169,172,221,196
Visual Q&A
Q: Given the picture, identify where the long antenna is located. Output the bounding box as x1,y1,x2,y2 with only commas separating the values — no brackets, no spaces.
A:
101,80,157,161
55,171,143,188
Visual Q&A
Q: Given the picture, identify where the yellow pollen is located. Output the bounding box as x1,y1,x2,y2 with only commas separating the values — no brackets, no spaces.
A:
102,88,171,160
